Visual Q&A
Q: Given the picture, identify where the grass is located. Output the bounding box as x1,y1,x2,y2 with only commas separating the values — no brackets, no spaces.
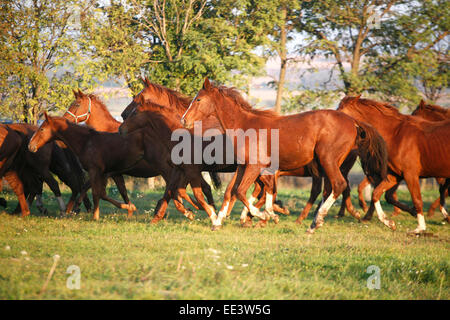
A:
0,185,448,300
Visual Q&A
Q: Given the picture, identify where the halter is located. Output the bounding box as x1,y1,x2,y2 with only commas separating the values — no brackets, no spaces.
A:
65,97,91,124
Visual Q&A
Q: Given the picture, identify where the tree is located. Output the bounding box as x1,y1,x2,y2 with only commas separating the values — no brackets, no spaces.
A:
0,0,83,123
300,0,449,108
300,0,401,96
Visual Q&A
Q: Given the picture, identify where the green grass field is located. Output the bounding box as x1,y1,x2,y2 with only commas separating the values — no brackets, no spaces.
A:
0,185,448,300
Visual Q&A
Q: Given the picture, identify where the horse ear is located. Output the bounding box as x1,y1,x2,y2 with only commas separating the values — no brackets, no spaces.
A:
203,78,212,91
73,89,79,98
419,99,426,107
44,111,50,122
355,94,361,100
144,77,151,87
78,89,84,97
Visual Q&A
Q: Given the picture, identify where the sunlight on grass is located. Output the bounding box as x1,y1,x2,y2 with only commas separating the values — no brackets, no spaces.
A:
0,187,448,299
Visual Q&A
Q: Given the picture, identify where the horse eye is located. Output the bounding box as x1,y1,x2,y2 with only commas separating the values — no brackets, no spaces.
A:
197,98,201,102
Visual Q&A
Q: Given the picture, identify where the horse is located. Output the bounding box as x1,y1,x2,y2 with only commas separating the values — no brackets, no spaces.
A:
411,100,449,217
356,100,450,217
122,78,363,225
338,96,450,233
5,123,91,215
0,124,30,216
64,89,217,219
181,78,389,232
28,113,145,220
121,79,298,226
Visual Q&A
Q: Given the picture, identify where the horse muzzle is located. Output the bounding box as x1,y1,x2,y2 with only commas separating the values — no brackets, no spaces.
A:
28,143,38,153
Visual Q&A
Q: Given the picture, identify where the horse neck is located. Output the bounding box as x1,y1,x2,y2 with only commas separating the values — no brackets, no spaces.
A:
342,105,404,140
87,100,121,132
52,121,93,156
212,94,251,131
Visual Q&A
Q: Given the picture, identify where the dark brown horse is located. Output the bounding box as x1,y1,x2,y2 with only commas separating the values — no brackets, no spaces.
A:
28,113,146,220
120,98,239,224
64,90,217,219
338,96,450,233
181,78,389,232
6,123,91,215
0,124,30,216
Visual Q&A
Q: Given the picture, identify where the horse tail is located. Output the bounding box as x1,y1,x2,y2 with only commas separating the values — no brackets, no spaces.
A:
354,121,388,185
209,172,222,189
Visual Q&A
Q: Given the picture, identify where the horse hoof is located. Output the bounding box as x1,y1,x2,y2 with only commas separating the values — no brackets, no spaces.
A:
361,218,370,224
150,218,160,224
241,219,252,228
273,215,280,224
211,225,222,231
254,220,267,228
295,218,303,225
408,228,425,235
390,221,396,231
185,211,195,221
306,228,315,235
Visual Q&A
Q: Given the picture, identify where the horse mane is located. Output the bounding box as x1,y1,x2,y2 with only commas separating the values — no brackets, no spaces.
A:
85,93,119,122
340,96,405,121
145,82,192,114
213,84,279,117
415,102,449,116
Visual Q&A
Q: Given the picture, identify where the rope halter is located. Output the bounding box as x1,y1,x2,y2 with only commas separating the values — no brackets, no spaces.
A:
64,97,91,124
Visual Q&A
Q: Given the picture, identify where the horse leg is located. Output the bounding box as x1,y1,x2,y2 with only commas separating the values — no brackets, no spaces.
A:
73,180,91,213
382,180,416,217
177,168,220,227
261,174,280,224
437,179,449,222
171,174,196,220
200,175,216,210
233,165,269,228
4,171,30,217
402,173,427,233
384,184,402,216
240,179,262,221
307,157,347,234
365,175,397,230
111,175,136,217
296,175,322,224
358,177,370,213
42,170,66,215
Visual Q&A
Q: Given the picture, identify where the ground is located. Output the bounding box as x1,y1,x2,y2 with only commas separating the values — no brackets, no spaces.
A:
0,186,448,300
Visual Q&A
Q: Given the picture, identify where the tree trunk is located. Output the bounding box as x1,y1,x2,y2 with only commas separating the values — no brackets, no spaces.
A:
274,7,287,114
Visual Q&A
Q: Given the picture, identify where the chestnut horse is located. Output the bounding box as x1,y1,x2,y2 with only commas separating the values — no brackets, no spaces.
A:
357,100,450,217
121,78,362,225
181,78,389,232
28,113,145,220
64,89,217,219
338,96,450,233
411,100,449,217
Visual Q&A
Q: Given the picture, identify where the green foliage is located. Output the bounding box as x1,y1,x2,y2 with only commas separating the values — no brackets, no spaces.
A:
0,0,86,123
